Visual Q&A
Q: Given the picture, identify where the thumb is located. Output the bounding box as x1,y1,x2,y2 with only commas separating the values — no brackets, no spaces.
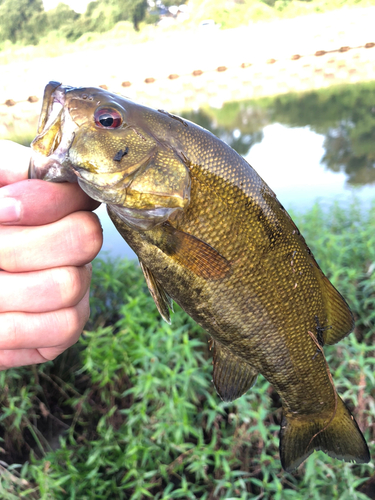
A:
0,141,32,187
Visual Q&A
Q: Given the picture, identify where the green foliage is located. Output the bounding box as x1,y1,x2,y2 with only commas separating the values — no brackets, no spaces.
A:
0,0,151,45
0,0,47,44
44,3,81,41
1,200,375,498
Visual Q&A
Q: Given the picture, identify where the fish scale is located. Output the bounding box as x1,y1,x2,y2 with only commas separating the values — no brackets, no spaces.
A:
29,82,370,472
154,162,331,409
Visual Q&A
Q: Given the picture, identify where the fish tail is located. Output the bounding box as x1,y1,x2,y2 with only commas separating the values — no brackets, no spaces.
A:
279,396,370,472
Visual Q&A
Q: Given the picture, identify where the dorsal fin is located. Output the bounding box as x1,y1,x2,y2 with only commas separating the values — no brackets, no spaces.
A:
212,340,258,402
140,261,173,323
318,273,355,345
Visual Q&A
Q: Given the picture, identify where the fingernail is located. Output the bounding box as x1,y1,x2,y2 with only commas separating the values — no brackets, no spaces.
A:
0,198,21,223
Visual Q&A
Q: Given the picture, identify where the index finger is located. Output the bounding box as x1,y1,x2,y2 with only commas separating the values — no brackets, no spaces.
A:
0,140,33,186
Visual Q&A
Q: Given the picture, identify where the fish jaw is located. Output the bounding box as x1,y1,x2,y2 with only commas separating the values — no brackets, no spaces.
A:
30,82,79,183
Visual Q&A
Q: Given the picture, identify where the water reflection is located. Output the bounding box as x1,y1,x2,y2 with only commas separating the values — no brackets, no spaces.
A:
246,123,349,209
96,81,375,257
182,80,375,186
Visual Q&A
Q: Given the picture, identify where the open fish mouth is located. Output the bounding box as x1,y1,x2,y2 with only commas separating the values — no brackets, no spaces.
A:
29,81,79,183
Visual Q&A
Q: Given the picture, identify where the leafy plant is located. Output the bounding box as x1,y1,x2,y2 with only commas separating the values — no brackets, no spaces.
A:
1,199,375,499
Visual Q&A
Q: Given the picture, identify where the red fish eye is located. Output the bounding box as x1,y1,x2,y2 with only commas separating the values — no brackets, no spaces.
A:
94,108,122,129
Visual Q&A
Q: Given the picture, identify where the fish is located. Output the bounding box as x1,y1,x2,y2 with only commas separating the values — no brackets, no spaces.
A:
29,81,370,472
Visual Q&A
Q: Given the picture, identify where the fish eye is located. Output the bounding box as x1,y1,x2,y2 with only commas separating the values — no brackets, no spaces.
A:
94,107,123,129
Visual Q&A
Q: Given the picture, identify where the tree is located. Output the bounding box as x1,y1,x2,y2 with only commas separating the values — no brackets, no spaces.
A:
46,3,80,32
130,0,147,30
81,0,148,32
0,0,47,44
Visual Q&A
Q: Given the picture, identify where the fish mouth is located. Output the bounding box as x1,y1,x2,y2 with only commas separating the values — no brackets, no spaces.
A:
29,81,79,183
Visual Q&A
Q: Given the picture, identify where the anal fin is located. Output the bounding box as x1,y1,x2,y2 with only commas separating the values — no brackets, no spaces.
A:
140,261,173,323
212,340,258,402
318,274,355,345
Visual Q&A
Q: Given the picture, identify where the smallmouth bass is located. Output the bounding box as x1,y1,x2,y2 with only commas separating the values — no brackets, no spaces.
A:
29,82,370,472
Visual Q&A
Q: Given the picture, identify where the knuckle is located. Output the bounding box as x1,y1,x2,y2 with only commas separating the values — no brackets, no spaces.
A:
68,212,103,262
43,354,57,362
3,314,18,347
59,301,89,345
38,349,59,362
36,344,66,362
60,311,81,344
55,267,88,307
0,312,24,350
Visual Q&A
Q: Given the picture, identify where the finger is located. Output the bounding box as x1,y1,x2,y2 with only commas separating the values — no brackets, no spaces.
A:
0,348,51,370
0,288,90,370
0,179,100,226
0,264,92,313
0,211,103,272
0,288,90,352
0,141,32,186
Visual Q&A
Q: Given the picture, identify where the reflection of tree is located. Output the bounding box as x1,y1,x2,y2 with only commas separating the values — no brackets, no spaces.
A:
181,81,375,186
181,104,267,157
322,123,375,185
268,82,375,185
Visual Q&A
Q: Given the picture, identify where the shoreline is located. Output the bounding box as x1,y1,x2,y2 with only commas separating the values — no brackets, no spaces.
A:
1,5,375,139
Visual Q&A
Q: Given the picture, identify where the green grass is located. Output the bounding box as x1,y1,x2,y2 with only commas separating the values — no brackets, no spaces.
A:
0,197,375,499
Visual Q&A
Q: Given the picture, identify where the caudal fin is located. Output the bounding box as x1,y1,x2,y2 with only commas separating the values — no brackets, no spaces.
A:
279,396,370,472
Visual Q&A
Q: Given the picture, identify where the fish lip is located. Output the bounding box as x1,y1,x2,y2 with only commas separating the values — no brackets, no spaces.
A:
30,83,78,182
37,81,62,134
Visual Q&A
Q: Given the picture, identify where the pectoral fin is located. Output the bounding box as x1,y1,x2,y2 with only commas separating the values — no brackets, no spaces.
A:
140,261,173,323
212,340,258,402
160,223,231,281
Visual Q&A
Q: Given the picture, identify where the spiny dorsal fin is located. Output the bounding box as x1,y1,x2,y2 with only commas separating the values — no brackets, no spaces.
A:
212,340,258,402
161,223,231,281
317,273,355,345
140,261,173,323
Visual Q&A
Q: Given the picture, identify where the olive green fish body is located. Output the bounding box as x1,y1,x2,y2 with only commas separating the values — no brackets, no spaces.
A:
30,83,370,471
108,120,340,403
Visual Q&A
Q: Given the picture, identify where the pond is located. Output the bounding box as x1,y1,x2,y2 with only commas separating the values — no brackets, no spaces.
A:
98,80,375,259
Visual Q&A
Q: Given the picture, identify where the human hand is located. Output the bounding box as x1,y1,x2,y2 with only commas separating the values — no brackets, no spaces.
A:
0,140,103,370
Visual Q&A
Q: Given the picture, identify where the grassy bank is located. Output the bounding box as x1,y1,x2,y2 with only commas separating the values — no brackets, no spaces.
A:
0,197,375,499
1,0,375,65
